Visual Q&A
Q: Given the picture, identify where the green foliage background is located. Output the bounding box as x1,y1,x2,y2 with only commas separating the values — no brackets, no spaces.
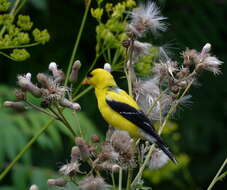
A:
0,0,226,189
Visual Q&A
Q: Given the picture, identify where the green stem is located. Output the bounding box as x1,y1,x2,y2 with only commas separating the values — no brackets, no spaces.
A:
0,42,40,50
14,0,28,15
118,167,123,190
126,166,133,190
0,119,54,181
207,158,227,190
64,0,91,86
131,144,155,188
0,52,16,61
55,105,76,137
111,172,117,190
72,86,93,101
25,101,58,119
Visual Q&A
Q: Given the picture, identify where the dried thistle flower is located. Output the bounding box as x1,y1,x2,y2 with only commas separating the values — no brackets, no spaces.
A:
78,176,107,190
148,148,169,170
47,178,67,187
127,2,167,37
59,161,81,176
132,40,152,60
75,137,90,161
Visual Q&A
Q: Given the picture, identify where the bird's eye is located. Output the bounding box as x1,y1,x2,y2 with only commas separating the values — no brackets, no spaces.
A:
87,73,93,78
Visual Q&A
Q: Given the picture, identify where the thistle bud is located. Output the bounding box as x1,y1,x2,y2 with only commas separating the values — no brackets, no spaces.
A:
78,176,107,190
201,43,211,57
17,75,41,97
104,63,111,73
75,137,90,161
15,89,26,100
59,98,81,111
29,185,39,190
122,39,131,48
47,178,67,187
36,73,51,89
91,134,100,143
69,60,81,83
48,62,65,83
4,101,25,111
71,146,80,162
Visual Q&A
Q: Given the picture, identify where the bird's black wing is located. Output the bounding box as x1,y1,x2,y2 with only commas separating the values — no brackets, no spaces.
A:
106,99,177,163
106,99,156,136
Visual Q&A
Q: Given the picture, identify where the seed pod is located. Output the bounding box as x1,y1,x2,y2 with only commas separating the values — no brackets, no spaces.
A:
59,98,81,111
47,178,67,187
15,89,26,100
4,101,26,111
91,134,100,143
17,75,42,97
104,63,111,73
36,73,51,89
75,137,90,161
29,184,39,190
69,60,81,83
71,146,80,162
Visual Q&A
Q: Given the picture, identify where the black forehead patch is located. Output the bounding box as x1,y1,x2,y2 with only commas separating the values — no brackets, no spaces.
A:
87,72,93,77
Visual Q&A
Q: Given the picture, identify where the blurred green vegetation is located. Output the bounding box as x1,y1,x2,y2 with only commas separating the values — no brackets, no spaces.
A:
0,0,226,189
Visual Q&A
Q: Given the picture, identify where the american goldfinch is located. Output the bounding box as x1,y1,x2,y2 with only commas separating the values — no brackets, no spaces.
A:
83,68,177,163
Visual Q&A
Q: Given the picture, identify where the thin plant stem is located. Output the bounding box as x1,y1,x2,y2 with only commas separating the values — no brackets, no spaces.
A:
207,158,227,190
118,167,123,190
146,89,168,116
0,52,17,61
0,119,54,181
73,86,93,101
25,101,58,119
111,172,117,190
126,39,135,97
131,144,155,187
126,166,133,190
53,105,77,137
64,0,91,86
0,42,40,50
14,0,28,15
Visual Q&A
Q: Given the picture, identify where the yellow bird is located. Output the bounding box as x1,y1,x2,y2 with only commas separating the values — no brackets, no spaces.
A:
83,68,177,163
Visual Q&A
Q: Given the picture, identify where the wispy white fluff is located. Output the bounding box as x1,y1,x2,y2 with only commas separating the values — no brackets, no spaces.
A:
202,56,223,75
149,148,169,170
132,41,152,60
128,2,167,37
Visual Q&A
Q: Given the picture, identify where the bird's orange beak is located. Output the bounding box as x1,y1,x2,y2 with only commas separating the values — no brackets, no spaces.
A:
82,78,89,85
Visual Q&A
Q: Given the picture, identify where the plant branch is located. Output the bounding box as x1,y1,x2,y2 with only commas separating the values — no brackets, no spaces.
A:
207,158,227,190
64,0,91,86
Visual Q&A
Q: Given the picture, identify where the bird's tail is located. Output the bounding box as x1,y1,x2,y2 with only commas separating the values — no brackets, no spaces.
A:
144,133,177,164
154,137,177,164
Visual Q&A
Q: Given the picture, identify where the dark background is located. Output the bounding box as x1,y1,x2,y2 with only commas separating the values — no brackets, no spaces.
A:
0,0,226,189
